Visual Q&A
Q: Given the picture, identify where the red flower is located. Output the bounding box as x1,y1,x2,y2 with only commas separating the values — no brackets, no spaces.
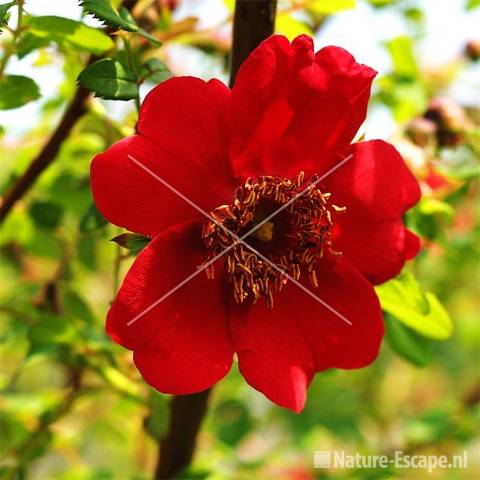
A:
91,35,421,412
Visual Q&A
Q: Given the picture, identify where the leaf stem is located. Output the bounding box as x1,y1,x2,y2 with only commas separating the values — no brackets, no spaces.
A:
123,35,141,113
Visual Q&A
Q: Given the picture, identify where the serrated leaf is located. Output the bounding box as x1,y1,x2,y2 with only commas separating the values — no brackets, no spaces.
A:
27,15,114,55
0,75,40,110
140,58,172,84
111,233,150,255
80,0,138,31
78,58,138,100
0,1,14,30
80,1,160,45
385,315,433,367
376,270,453,340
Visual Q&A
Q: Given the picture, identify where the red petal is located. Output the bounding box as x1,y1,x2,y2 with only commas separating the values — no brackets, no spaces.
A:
230,302,314,413
326,140,421,284
106,220,234,394
404,228,421,260
91,77,236,237
332,217,408,285
297,259,384,370
325,140,421,222
230,259,383,412
228,34,376,179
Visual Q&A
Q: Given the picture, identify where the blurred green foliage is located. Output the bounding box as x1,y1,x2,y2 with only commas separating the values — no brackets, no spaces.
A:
1,0,479,479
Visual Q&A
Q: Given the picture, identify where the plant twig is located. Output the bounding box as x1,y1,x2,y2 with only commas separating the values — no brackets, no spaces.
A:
229,0,277,87
154,390,211,479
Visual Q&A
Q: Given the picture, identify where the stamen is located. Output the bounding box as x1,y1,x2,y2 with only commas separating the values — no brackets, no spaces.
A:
201,172,345,307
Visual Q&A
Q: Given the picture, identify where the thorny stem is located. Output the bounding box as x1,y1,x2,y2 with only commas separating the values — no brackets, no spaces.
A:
152,1,277,479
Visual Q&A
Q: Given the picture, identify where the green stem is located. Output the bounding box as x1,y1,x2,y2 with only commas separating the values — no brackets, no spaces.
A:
123,36,141,113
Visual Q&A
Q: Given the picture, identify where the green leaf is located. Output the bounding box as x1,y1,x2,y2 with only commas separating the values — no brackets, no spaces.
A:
385,314,433,367
376,270,453,340
79,203,108,232
386,36,418,78
368,0,397,7
28,316,76,352
77,58,139,100
416,197,454,219
467,0,480,10
276,14,313,40
16,32,51,58
27,15,114,55
309,0,356,14
95,365,142,399
80,0,138,31
140,58,172,84
376,74,428,121
0,1,14,30
80,1,160,45
111,233,150,255
0,75,40,110
214,400,253,446
405,197,454,241
63,291,95,324
29,200,64,230
144,393,170,440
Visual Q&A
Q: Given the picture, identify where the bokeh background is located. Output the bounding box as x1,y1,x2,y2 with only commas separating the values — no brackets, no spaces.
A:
1,0,479,479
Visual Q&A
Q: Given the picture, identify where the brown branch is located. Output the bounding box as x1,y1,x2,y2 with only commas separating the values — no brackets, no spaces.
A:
154,389,211,479
229,0,277,87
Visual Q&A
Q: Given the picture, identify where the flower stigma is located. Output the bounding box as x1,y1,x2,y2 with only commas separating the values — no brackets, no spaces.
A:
202,172,345,307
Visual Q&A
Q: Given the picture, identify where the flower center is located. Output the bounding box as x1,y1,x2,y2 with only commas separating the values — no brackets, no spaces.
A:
202,172,345,307
252,221,275,243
